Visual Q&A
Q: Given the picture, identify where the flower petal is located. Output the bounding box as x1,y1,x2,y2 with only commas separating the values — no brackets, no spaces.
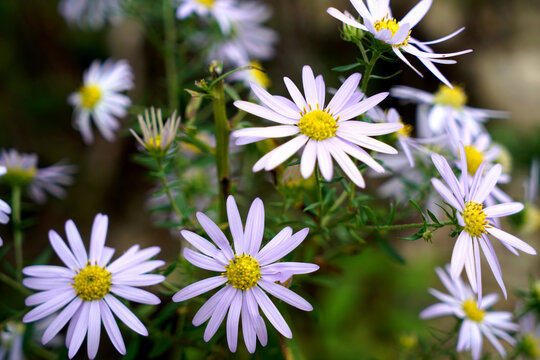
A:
172,276,227,302
104,294,148,336
258,279,313,311
251,286,292,338
245,198,265,256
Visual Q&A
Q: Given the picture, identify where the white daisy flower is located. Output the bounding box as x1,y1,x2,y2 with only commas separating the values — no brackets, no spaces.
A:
21,214,165,359
391,84,507,137
0,322,24,360
232,65,402,188
516,312,540,358
58,0,123,29
130,107,181,153
172,196,319,353
430,152,536,299
0,149,75,204
520,160,540,234
420,266,518,360
327,0,472,87
177,0,238,35
68,59,134,144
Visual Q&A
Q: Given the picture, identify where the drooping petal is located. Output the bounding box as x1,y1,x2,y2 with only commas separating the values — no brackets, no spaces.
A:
251,286,292,338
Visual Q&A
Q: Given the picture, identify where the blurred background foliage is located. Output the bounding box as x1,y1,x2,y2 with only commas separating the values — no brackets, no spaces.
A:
0,0,539,358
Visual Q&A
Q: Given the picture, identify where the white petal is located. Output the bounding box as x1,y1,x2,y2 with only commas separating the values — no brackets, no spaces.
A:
87,300,101,359
68,301,90,359
172,276,227,302
226,196,244,254
326,139,365,188
196,212,234,259
478,236,506,298
232,125,299,140
203,286,236,342
226,290,242,352
233,101,297,125
23,265,75,278
193,286,229,326
111,285,161,305
42,297,82,344
251,286,292,338
253,135,308,172
250,82,301,119
487,227,536,255
450,231,469,280
257,228,309,266
326,73,362,115
255,227,293,263
283,77,307,111
49,230,79,270
300,140,317,179
89,214,108,264
258,279,313,311
484,202,524,218
400,0,432,28
104,294,148,336
65,219,88,268
99,301,126,355
316,141,333,180
419,303,456,319
245,198,265,256
431,178,463,211
183,248,224,272
336,92,389,121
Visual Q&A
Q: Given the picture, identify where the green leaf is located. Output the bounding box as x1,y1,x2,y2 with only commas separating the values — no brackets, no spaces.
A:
377,238,406,264
427,210,440,224
332,62,362,72
409,199,427,222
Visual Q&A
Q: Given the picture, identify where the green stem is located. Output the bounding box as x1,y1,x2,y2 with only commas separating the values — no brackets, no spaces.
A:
360,50,381,94
364,221,453,231
157,157,186,226
0,272,31,296
211,78,230,223
315,168,324,222
11,185,22,282
163,0,179,110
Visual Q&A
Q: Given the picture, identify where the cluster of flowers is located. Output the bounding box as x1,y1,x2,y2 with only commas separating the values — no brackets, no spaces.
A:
1,0,538,359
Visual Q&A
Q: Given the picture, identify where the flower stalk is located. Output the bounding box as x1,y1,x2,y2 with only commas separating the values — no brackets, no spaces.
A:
11,185,23,282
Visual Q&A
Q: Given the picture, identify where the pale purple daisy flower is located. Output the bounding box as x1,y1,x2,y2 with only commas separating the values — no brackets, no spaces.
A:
177,0,238,35
172,196,318,353
232,65,402,188
0,149,75,204
327,0,472,87
68,59,134,144
420,266,518,360
58,0,123,29
22,214,165,359
430,152,536,299
391,85,507,137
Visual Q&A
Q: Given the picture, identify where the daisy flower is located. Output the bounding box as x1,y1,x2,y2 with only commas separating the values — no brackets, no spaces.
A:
391,84,507,137
327,0,472,87
58,0,123,29
232,65,402,188
430,152,536,299
520,159,540,234
177,0,238,35
69,59,134,144
130,107,181,154
0,322,24,360
516,312,540,358
229,61,271,89
0,149,75,204
22,214,165,359
172,196,318,353
420,266,518,360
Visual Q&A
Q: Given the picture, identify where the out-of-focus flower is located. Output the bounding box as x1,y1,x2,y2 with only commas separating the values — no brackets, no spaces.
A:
176,0,237,35
519,160,540,234
172,196,318,353
0,149,75,204
68,59,134,144
420,266,518,360
431,153,536,299
22,214,164,359
0,322,24,360
0,166,11,247
516,312,540,359
130,108,181,154
327,0,472,86
58,0,123,29
232,65,401,188
229,61,271,89
391,85,507,137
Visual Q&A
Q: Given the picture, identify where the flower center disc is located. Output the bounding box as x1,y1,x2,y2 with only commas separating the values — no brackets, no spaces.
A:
373,18,410,47
73,265,112,301
224,254,261,291
463,201,488,238
462,299,485,322
196,0,215,7
464,146,484,175
433,85,467,109
398,122,413,137
250,61,271,89
297,110,338,141
79,84,102,109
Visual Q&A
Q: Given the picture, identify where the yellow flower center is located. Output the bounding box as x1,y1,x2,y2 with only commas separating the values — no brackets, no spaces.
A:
223,254,261,291
373,18,411,47
398,123,413,137
433,85,467,109
250,61,271,89
297,110,338,141
520,333,540,358
462,299,485,322
72,265,111,301
464,146,484,175
196,0,214,7
79,84,102,109
147,135,162,149
463,201,488,238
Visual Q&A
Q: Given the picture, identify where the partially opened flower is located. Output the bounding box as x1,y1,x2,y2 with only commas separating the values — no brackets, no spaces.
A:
391,85,507,137
430,152,536,299
232,65,402,188
327,0,472,86
172,196,319,353
69,59,134,144
22,214,164,359
0,149,75,204
130,107,181,154
58,0,123,29
420,266,518,360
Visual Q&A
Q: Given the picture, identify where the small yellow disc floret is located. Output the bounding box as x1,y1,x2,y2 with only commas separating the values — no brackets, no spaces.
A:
79,84,102,109
462,299,485,322
223,254,261,291
73,265,112,301
463,201,488,238
373,18,411,47
297,110,338,141
464,146,484,175
433,85,467,109
398,123,413,137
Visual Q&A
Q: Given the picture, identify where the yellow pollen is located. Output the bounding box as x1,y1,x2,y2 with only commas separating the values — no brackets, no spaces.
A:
297,110,338,141
79,84,102,109
250,61,271,89
72,265,111,301
196,0,214,7
398,123,413,137
223,254,261,291
433,85,467,109
373,17,411,47
147,135,162,149
464,146,484,175
462,299,485,322
463,201,488,238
